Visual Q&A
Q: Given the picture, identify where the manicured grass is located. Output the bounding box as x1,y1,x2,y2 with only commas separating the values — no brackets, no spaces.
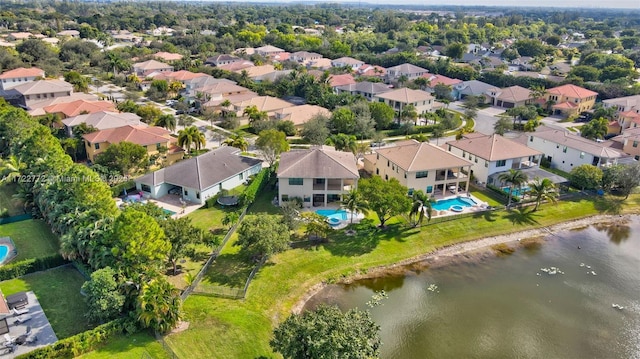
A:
0,265,92,338
163,194,640,358
187,205,236,232
196,234,254,293
247,186,279,215
470,187,504,207
0,219,60,262
0,183,24,216
79,332,171,359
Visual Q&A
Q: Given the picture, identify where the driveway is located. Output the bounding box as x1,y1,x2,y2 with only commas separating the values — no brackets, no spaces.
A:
449,102,504,135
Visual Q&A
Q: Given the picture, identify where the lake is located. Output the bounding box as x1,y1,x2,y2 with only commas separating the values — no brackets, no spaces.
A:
305,216,640,359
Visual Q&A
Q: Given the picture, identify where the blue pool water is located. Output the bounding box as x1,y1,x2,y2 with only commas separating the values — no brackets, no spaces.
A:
432,197,477,211
315,209,349,221
163,209,176,216
503,186,530,197
0,245,9,264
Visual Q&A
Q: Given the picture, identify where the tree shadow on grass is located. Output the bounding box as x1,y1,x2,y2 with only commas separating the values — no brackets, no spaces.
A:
472,209,499,222
502,207,541,226
593,196,625,215
323,220,420,257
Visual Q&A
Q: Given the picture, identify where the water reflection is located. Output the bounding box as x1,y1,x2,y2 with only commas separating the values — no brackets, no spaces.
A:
594,222,631,244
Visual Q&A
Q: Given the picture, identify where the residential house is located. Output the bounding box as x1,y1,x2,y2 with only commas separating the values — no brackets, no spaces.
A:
205,54,242,67
611,127,640,160
274,104,332,128
25,92,99,117
231,96,294,118
235,65,276,79
62,111,143,137
330,57,365,70
307,58,333,70
147,27,175,36
83,125,184,164
452,80,494,101
363,140,472,197
43,99,116,119
110,30,142,43
290,51,323,65
253,70,292,83
199,83,257,108
602,95,640,132
153,52,183,62
132,60,174,77
154,70,208,87
421,74,462,93
0,67,45,90
508,56,534,71
135,146,263,205
385,63,429,83
524,126,629,173
485,85,533,108
1,80,72,109
357,64,386,78
254,45,285,57
334,81,392,101
217,61,255,72
329,73,357,90
277,146,359,207
7,32,33,42
374,88,436,118
445,133,543,185
545,84,598,117
56,30,80,38
272,52,290,63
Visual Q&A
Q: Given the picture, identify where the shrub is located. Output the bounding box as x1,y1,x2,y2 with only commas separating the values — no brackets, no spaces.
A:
110,180,136,197
0,255,68,281
0,208,9,218
239,168,271,208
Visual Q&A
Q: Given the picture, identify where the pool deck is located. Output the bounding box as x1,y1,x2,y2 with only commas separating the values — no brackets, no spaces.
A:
301,206,365,230
0,237,17,266
431,194,489,218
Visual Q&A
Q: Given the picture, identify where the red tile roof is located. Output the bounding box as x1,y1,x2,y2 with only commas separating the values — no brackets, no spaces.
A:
329,73,356,87
44,100,116,117
0,67,45,79
83,125,176,147
553,101,578,109
547,84,598,99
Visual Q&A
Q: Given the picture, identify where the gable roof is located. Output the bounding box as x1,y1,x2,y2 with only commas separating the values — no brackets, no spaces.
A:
331,57,364,65
530,126,625,158
156,70,208,82
454,80,494,96
136,146,263,191
547,84,598,99
82,125,173,147
278,146,359,179
374,140,472,172
328,73,356,87
335,81,391,95
44,99,116,117
153,52,183,61
12,79,72,95
375,88,434,103
0,67,44,79
603,95,640,111
62,111,142,129
255,45,284,53
274,104,331,126
236,65,276,78
205,54,240,64
233,95,294,113
446,133,541,161
424,74,462,87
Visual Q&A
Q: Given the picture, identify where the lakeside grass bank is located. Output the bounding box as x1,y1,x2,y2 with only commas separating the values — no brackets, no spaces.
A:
162,194,640,358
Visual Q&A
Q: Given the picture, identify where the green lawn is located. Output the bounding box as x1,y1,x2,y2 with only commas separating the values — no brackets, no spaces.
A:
0,183,24,216
196,234,254,294
79,332,171,359
0,219,60,262
162,195,640,358
470,187,506,207
0,265,92,338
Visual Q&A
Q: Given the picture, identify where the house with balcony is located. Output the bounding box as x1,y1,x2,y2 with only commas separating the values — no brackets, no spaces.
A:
611,127,640,161
374,88,435,119
363,140,472,197
523,126,629,173
83,125,184,165
385,63,429,83
277,146,359,207
445,133,544,186
0,67,45,90
135,146,262,205
290,51,323,65
545,84,597,117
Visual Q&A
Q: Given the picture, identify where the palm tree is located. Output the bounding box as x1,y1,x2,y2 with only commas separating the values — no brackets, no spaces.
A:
223,132,249,151
409,190,433,227
136,278,182,333
529,177,558,211
177,126,206,153
0,155,26,184
155,114,177,132
341,188,369,224
498,169,528,207
529,85,547,102
106,52,128,75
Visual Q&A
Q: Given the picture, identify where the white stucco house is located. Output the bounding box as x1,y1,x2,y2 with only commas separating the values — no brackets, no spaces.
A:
135,146,263,205
277,146,359,207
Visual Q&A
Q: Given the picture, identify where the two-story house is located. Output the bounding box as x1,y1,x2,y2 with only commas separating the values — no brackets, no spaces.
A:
204,54,242,67
545,84,598,117
602,94,640,132
83,125,184,165
43,99,117,119
62,111,143,137
290,51,323,65
330,57,365,70
274,104,332,129
0,67,45,90
254,45,285,57
611,127,640,161
334,81,392,101
277,146,359,208
2,80,73,109
363,140,472,197
421,74,462,93
385,63,430,83
485,85,533,108
374,88,435,120
132,60,174,77
231,96,294,118
445,133,543,186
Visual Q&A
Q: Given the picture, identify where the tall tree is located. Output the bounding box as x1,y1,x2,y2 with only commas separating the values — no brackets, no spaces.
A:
155,114,177,132
580,118,608,140
271,304,381,359
256,129,289,167
301,114,330,145
529,177,558,211
136,277,182,333
358,176,412,228
95,141,148,175
82,267,125,323
616,162,640,199
570,164,603,191
369,102,395,130
177,126,206,153
236,214,290,259
340,188,369,224
409,190,433,227
162,217,203,275
223,132,249,152
498,169,528,207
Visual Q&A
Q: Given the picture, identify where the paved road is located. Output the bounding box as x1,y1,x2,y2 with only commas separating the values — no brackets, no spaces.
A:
449,101,505,135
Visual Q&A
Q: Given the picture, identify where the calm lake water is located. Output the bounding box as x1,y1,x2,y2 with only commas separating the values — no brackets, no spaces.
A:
305,216,640,359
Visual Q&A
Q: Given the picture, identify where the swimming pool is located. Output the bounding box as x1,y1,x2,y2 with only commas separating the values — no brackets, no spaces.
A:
0,245,9,264
163,209,176,216
502,186,530,197
315,209,349,221
432,197,477,211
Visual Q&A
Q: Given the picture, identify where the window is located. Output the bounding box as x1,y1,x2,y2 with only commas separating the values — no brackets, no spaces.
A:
416,171,428,178
196,192,200,199
484,161,488,168
141,184,151,192
219,183,222,190
184,190,189,196
496,160,506,167
289,178,303,185
94,143,100,150
281,194,289,202
635,155,639,161
238,173,244,180
563,146,568,153
392,165,395,170
633,141,638,148
404,173,407,178
385,174,388,180
529,136,533,142
580,152,585,159
462,152,466,158
376,168,379,175
387,160,390,167
376,154,379,160
156,143,162,150
426,186,433,193
303,196,311,203
475,157,478,163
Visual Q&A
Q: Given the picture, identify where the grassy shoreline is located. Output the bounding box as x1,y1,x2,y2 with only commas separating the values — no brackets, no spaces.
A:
163,194,640,358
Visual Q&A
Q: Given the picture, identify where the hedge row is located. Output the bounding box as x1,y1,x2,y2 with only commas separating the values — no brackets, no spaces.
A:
239,168,272,207
0,255,68,281
109,180,136,197
15,318,136,359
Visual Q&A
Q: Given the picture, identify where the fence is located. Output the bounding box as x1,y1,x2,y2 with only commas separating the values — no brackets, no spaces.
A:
0,213,33,225
191,256,265,299
155,332,179,359
180,206,248,301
